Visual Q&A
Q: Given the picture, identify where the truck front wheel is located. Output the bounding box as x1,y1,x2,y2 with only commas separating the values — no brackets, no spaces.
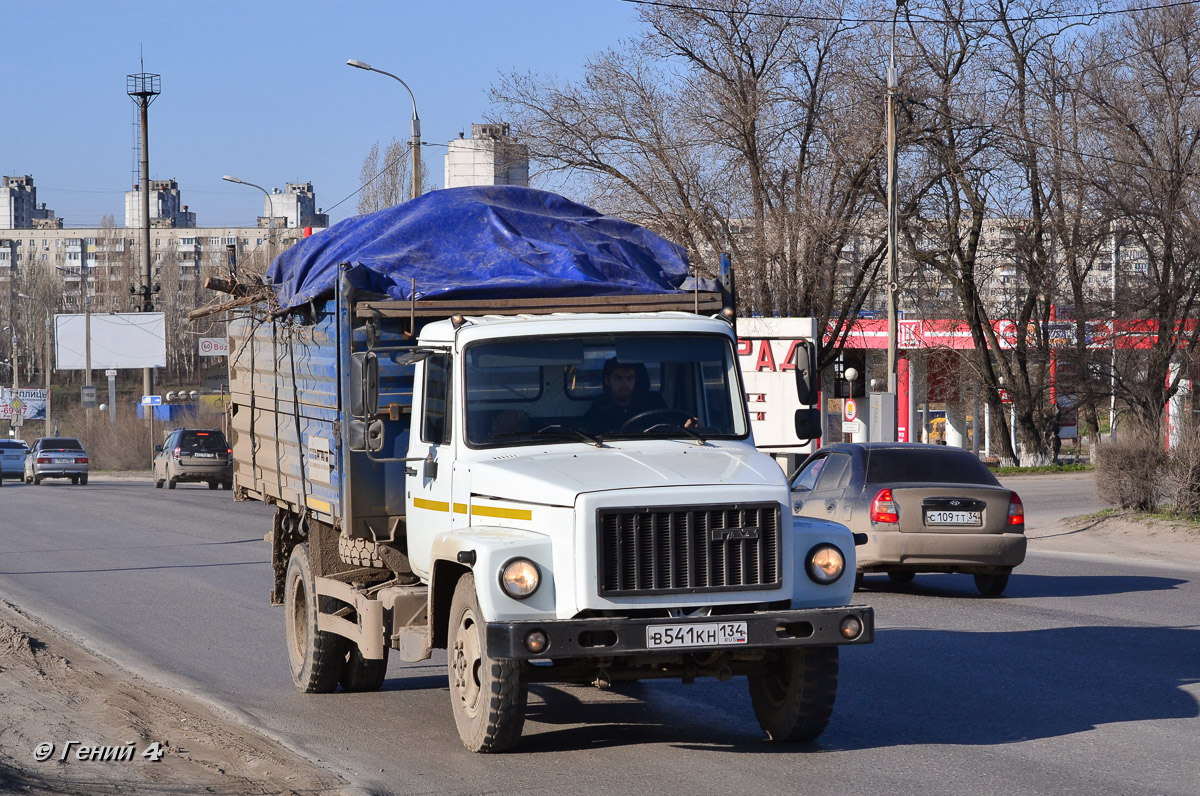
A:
284,543,347,693
447,573,527,752
748,646,839,742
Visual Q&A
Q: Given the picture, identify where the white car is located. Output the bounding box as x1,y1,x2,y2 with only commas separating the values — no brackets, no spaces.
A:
24,437,89,485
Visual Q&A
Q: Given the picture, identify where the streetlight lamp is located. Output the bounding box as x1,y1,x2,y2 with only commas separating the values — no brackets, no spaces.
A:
346,59,422,201
223,175,276,268
17,293,52,434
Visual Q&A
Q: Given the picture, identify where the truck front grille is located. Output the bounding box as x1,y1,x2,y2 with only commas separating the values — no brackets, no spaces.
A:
598,503,781,596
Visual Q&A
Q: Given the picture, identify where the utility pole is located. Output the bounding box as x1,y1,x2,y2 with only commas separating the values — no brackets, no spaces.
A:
882,0,907,442
127,68,160,406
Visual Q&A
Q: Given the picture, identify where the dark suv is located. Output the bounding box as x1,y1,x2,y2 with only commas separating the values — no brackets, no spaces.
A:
153,428,232,490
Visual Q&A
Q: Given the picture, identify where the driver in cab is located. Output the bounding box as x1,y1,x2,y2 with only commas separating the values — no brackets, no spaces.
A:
584,358,695,433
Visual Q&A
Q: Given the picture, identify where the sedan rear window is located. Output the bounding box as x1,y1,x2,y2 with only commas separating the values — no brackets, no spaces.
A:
864,449,998,485
0,440,28,450
41,438,84,451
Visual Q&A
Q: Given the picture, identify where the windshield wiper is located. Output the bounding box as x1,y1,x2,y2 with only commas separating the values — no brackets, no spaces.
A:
600,424,708,445
530,424,604,447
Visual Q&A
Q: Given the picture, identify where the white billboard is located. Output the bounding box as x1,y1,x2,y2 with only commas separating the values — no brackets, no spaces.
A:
55,313,167,370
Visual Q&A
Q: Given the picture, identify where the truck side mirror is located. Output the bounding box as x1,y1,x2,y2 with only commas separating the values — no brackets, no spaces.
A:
793,340,818,406
347,418,384,453
350,352,379,418
794,407,822,442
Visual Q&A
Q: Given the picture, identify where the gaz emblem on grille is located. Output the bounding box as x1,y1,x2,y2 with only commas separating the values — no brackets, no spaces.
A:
712,526,760,541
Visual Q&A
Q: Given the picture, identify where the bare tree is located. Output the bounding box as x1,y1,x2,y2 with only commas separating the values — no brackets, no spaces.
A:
358,138,419,213
491,0,887,367
1078,2,1200,432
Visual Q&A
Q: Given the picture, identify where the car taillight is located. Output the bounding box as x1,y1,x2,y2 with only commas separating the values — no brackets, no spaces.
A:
77,457,88,464
870,488,899,523
37,457,50,464
172,446,181,459
1008,493,1025,526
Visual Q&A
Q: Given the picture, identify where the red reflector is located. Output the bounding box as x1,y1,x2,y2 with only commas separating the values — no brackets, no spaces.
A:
1008,493,1025,526
870,488,899,524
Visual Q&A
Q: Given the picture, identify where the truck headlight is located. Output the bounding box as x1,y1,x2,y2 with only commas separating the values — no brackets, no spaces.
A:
806,544,845,584
500,558,540,599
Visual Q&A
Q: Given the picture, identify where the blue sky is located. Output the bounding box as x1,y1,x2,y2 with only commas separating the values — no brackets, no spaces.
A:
0,0,643,229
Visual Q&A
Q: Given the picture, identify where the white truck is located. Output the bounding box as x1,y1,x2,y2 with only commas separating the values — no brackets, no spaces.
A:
222,187,872,752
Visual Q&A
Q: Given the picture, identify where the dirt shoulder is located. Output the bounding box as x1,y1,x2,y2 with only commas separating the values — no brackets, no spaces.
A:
1026,510,1200,567
0,599,348,795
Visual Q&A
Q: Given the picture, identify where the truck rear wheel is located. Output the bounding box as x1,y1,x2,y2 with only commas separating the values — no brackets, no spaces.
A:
340,644,389,692
748,646,838,742
447,573,527,752
284,543,347,693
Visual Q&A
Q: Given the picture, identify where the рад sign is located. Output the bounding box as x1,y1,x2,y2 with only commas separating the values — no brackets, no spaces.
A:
198,337,230,357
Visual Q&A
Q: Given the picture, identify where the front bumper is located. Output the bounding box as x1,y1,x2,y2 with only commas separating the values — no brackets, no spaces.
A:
487,605,874,660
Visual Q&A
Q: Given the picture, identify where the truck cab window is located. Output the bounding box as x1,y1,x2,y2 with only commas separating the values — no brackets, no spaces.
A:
421,353,452,444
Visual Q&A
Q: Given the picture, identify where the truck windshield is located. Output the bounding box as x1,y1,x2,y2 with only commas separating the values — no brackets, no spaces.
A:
464,333,748,447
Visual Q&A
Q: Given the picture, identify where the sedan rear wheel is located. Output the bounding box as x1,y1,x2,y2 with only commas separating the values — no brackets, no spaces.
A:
887,570,915,585
974,571,1011,596
32,474,41,485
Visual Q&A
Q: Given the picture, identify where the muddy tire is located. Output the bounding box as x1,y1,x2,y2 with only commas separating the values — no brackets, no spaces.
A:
155,478,163,488
447,573,527,752
340,644,389,692
284,543,347,693
338,535,386,568
748,646,839,743
974,571,1011,596
168,477,177,490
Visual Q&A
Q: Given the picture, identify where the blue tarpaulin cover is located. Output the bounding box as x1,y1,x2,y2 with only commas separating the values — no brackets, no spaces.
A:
265,185,690,310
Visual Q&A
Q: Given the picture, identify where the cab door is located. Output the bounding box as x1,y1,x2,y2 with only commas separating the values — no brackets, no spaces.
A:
406,351,455,579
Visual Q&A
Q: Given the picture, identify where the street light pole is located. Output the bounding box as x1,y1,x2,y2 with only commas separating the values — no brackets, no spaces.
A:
223,175,275,267
346,59,422,201
885,1,906,441
17,294,51,435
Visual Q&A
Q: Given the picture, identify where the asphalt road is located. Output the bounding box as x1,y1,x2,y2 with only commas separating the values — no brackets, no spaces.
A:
0,474,1196,796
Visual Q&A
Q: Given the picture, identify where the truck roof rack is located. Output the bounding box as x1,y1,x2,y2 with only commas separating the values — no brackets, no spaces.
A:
353,291,725,319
